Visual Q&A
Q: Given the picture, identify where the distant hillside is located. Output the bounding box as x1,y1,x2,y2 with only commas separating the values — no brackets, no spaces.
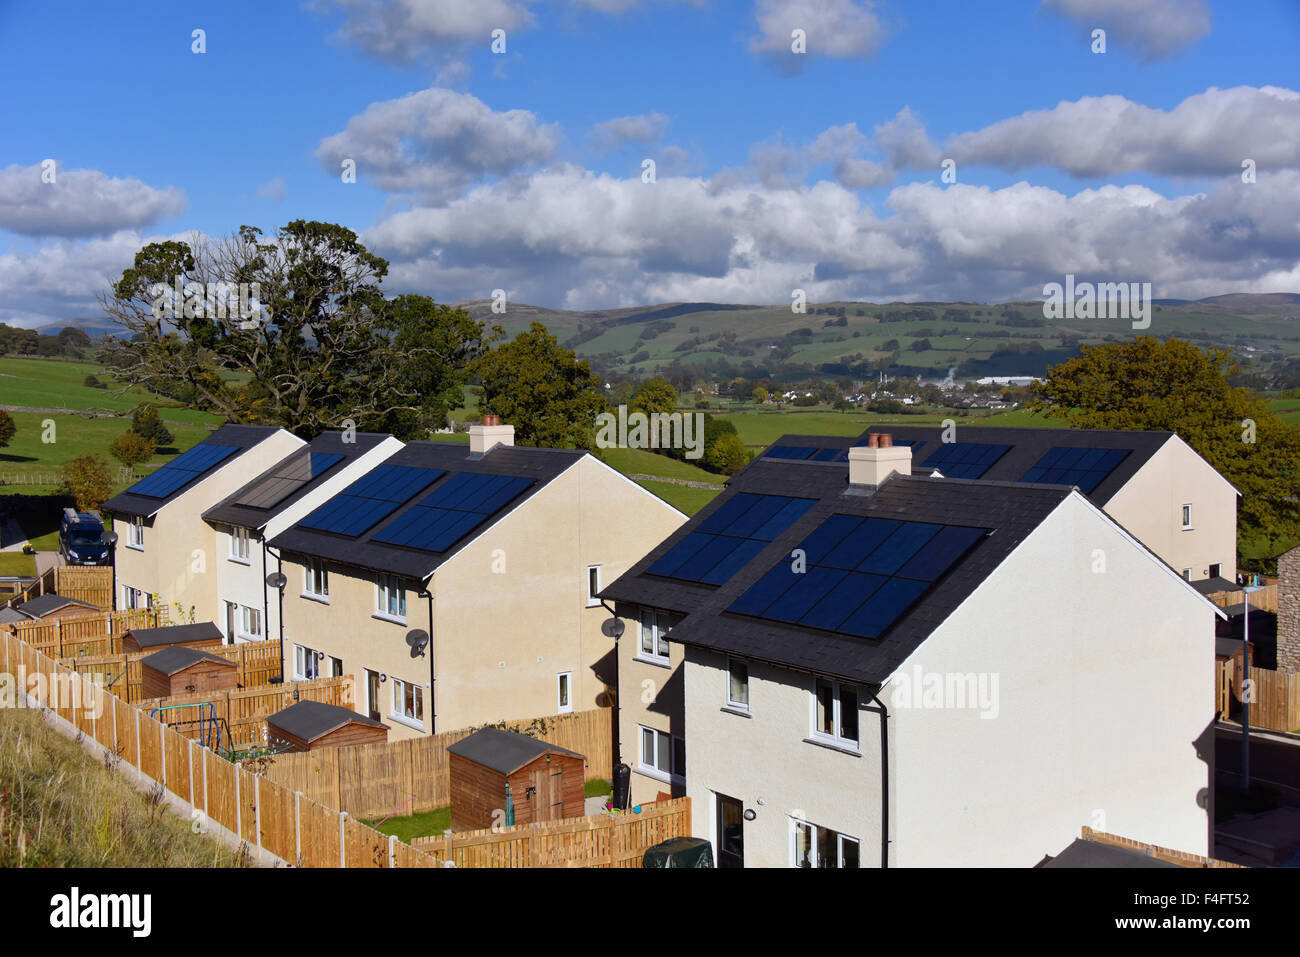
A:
34,317,122,338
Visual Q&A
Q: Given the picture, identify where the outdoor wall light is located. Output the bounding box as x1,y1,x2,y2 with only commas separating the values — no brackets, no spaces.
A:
756,797,766,806
379,673,387,682
743,809,757,822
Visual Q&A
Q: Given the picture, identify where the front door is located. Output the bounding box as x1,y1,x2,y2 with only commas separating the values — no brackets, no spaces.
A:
365,670,381,721
715,793,744,868
529,766,566,822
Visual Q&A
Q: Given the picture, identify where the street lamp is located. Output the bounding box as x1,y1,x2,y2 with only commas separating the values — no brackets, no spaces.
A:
102,529,119,611
1241,583,1263,793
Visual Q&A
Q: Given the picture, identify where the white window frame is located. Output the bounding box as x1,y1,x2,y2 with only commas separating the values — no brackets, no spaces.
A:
239,605,263,641
228,525,250,563
127,516,144,549
791,819,860,868
391,677,424,730
586,565,602,607
637,725,684,783
303,558,329,602
293,643,322,681
637,608,674,665
1182,568,1193,581
726,656,749,712
375,573,407,623
557,671,573,713
1181,504,1193,530
122,584,144,610
810,677,859,751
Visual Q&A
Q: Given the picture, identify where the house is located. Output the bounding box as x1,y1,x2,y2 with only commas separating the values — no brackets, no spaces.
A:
761,425,1238,584
447,727,586,829
6,593,98,622
202,431,404,647
102,425,304,619
266,420,685,740
140,646,238,699
602,435,1222,866
121,621,224,655
265,700,389,752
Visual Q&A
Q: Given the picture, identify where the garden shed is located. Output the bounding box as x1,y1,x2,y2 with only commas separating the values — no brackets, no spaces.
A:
447,727,585,830
122,621,224,654
140,646,238,699
265,700,389,752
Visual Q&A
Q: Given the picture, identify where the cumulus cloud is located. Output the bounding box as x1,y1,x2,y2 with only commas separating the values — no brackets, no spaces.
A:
0,163,185,239
751,0,886,70
587,112,670,153
945,86,1300,178
1041,0,1211,60
311,0,538,64
315,88,560,203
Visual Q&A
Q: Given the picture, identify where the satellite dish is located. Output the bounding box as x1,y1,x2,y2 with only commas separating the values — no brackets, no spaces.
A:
102,530,119,547
601,618,625,639
266,571,288,589
406,629,430,658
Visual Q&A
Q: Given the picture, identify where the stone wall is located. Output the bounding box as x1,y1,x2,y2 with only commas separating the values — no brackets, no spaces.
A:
1277,546,1300,673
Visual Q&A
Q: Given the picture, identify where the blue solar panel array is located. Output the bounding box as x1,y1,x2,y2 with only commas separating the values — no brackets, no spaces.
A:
646,492,816,585
1019,447,1131,494
299,465,444,537
126,443,240,499
372,471,535,552
920,442,1012,479
728,515,988,638
765,445,848,462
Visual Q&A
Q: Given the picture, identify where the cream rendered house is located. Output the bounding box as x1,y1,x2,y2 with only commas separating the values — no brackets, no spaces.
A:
604,440,1224,865
201,431,404,650
103,424,303,623
267,422,685,740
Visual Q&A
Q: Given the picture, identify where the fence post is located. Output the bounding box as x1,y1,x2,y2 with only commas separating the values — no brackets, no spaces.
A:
158,720,166,788
339,811,347,867
294,791,302,868
134,708,141,770
388,834,396,869
254,776,262,851
188,740,195,808
444,830,453,867
606,813,616,867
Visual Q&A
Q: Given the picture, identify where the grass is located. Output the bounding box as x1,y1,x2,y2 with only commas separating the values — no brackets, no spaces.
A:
585,777,612,799
0,709,246,867
0,553,36,576
0,356,221,426
596,446,725,482
363,805,452,843
635,480,722,515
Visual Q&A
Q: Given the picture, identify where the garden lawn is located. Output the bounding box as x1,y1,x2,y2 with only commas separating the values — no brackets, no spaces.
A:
597,446,725,482
364,805,452,843
635,480,721,516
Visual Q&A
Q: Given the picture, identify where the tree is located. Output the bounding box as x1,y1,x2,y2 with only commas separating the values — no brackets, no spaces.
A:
473,323,606,449
630,377,678,416
130,403,174,448
0,409,14,447
706,432,751,474
751,387,769,404
1034,337,1300,567
109,430,155,468
60,455,113,511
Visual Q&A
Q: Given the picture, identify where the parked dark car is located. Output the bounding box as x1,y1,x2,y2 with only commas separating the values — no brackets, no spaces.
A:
59,508,109,565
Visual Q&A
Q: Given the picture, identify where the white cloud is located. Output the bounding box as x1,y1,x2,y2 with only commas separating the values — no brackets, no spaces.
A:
1041,0,1211,60
587,112,670,153
315,88,560,203
0,164,185,239
750,0,886,68
311,0,538,64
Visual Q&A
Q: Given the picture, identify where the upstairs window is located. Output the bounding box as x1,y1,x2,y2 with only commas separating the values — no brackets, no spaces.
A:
128,516,144,548
229,526,250,562
376,573,406,621
638,609,675,664
812,678,859,749
587,565,602,607
727,657,749,711
304,558,329,599
1181,504,1193,530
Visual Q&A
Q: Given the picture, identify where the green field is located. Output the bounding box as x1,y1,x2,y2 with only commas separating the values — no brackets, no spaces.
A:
596,446,725,482
1267,398,1300,426
0,356,220,426
635,479,721,515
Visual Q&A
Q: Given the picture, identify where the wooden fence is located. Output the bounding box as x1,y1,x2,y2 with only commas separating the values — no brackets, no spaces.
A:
1,628,675,868
5,606,168,658
1217,658,1300,733
140,675,353,737
1205,584,1277,613
53,565,114,610
61,640,282,704
259,707,613,819
1079,827,1243,868
411,798,691,868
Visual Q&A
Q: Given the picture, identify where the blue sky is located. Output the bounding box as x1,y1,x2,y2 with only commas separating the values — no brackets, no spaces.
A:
2,0,1298,326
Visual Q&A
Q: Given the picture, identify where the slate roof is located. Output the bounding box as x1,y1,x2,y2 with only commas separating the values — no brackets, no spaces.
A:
267,440,585,581
140,645,233,676
17,594,97,618
601,457,1074,685
1191,576,1238,597
125,622,223,648
266,700,386,743
103,424,286,518
0,607,29,624
447,726,583,775
1039,838,1182,868
203,431,394,532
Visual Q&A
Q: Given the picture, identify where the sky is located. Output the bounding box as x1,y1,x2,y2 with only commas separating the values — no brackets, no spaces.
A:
1,0,1299,328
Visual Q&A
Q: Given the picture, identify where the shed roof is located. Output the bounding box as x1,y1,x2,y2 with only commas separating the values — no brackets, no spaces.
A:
124,622,223,648
17,594,97,618
140,645,234,676
266,700,386,743
447,727,583,775
1039,838,1181,868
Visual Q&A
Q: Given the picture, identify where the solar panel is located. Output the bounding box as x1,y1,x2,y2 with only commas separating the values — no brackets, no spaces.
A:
370,471,536,553
126,443,240,499
1019,447,1131,494
727,514,989,638
764,445,849,462
299,465,445,536
647,493,816,585
234,451,346,509
921,442,1012,479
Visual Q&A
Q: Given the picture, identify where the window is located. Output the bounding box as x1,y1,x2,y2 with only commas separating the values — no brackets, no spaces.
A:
812,678,859,749
128,516,143,549
557,672,572,713
376,574,406,621
294,644,322,681
1209,563,1222,579
392,678,424,727
792,820,860,868
638,725,685,781
1182,568,1193,581
365,670,381,721
240,605,263,640
1181,504,1193,530
304,558,329,600
638,608,675,664
586,565,601,607
122,584,147,610
327,656,343,678
229,525,250,562
727,657,749,711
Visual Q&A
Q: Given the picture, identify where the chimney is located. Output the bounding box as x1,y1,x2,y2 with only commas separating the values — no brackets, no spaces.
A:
848,433,911,487
469,414,515,455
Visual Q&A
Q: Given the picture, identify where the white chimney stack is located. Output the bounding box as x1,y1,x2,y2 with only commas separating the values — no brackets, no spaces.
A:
848,433,911,486
469,414,515,455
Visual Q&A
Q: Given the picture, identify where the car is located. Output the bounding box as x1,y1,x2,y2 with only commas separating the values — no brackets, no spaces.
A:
59,508,110,565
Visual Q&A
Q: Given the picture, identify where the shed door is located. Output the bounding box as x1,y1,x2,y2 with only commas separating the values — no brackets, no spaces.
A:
530,764,565,822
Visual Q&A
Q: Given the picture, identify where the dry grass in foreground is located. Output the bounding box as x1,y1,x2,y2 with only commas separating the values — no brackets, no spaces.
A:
0,709,247,868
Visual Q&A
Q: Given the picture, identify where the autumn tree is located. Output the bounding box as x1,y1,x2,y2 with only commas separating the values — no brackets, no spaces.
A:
60,455,114,511
629,377,677,416
130,403,174,448
706,432,751,475
109,430,155,468
0,409,14,447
